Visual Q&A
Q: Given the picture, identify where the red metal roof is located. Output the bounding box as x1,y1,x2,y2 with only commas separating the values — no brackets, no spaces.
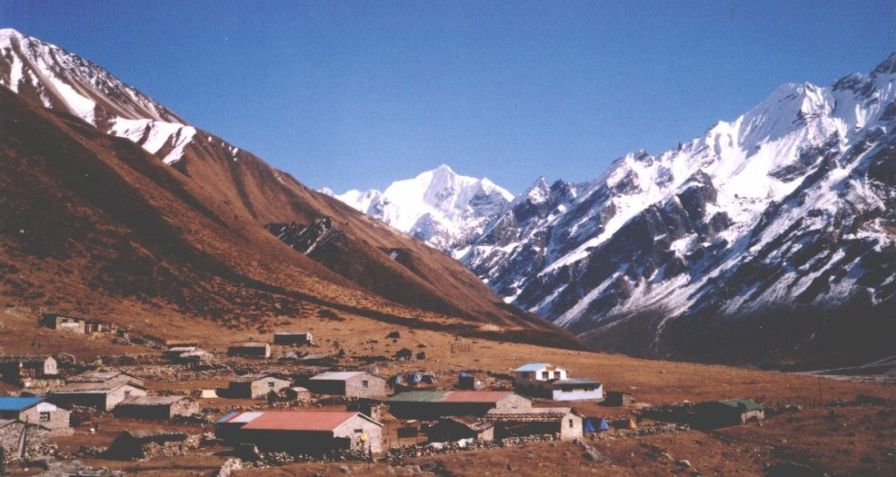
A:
441,391,514,403
239,411,359,432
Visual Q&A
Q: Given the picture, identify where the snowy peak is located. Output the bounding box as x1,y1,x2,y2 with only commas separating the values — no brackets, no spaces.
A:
0,27,194,164
454,51,896,365
333,165,514,252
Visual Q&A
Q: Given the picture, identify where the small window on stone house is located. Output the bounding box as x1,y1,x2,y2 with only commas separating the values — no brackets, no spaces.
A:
40,412,50,422
362,380,369,388
568,418,573,428
124,390,132,399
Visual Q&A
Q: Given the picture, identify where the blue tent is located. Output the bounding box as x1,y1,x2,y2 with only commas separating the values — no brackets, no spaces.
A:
598,417,610,431
583,418,596,434
408,373,423,384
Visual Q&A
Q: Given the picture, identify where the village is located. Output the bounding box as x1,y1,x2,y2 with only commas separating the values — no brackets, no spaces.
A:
0,314,765,472
0,312,800,476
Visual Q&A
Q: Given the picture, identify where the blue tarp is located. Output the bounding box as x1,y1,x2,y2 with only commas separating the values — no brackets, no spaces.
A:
598,418,610,431
0,396,43,412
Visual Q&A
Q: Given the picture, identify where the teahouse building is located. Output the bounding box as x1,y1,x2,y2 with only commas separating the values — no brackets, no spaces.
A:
486,407,583,441
50,381,147,411
512,363,603,401
216,410,383,454
227,374,291,399
388,391,531,420
306,371,386,399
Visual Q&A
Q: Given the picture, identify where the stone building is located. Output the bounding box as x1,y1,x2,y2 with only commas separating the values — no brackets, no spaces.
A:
426,415,495,443
306,371,386,399
388,391,532,420
273,332,313,346
227,342,271,359
0,397,70,435
50,381,147,411
0,356,58,383
114,396,199,420
486,407,583,441
227,374,291,399
216,410,383,454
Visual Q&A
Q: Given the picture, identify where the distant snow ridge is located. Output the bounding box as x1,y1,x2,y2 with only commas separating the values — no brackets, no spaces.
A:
460,52,896,350
334,164,514,253
334,53,896,361
0,28,194,164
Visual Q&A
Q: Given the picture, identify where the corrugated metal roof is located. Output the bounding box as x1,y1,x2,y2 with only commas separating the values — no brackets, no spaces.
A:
0,396,44,412
222,411,264,424
513,363,552,372
240,411,360,431
717,398,764,411
553,378,601,389
230,374,284,383
119,396,187,406
53,381,143,393
442,391,515,403
215,411,239,424
388,391,451,403
309,371,365,381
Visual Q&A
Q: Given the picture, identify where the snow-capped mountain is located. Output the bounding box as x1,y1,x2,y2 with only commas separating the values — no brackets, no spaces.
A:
334,164,514,252
337,53,896,365
459,52,896,364
0,28,198,165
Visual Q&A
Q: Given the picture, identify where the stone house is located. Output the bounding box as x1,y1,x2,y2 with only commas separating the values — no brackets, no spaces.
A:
486,407,583,441
40,313,107,334
604,391,634,407
425,415,495,443
388,391,532,420
0,397,70,435
694,398,765,428
68,370,145,388
216,410,383,454
50,381,147,411
273,332,313,346
0,356,58,383
228,374,291,399
306,371,386,399
227,342,271,358
114,396,199,420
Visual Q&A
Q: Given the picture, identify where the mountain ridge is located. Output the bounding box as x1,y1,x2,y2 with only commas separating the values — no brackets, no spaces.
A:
331,52,896,367
0,27,579,348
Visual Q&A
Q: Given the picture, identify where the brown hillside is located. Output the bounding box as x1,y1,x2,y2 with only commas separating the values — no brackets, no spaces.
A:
0,86,576,347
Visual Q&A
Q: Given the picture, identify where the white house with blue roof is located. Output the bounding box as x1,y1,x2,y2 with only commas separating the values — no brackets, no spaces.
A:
512,363,603,402
512,363,568,385
0,396,70,434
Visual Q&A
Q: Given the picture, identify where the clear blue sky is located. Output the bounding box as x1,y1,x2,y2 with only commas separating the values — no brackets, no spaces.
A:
2,1,894,194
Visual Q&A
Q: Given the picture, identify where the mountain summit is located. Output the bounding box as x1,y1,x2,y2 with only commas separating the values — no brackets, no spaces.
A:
334,164,513,253
337,53,896,366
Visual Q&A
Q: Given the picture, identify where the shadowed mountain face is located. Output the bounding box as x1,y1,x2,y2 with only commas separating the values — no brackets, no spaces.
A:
0,29,578,348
